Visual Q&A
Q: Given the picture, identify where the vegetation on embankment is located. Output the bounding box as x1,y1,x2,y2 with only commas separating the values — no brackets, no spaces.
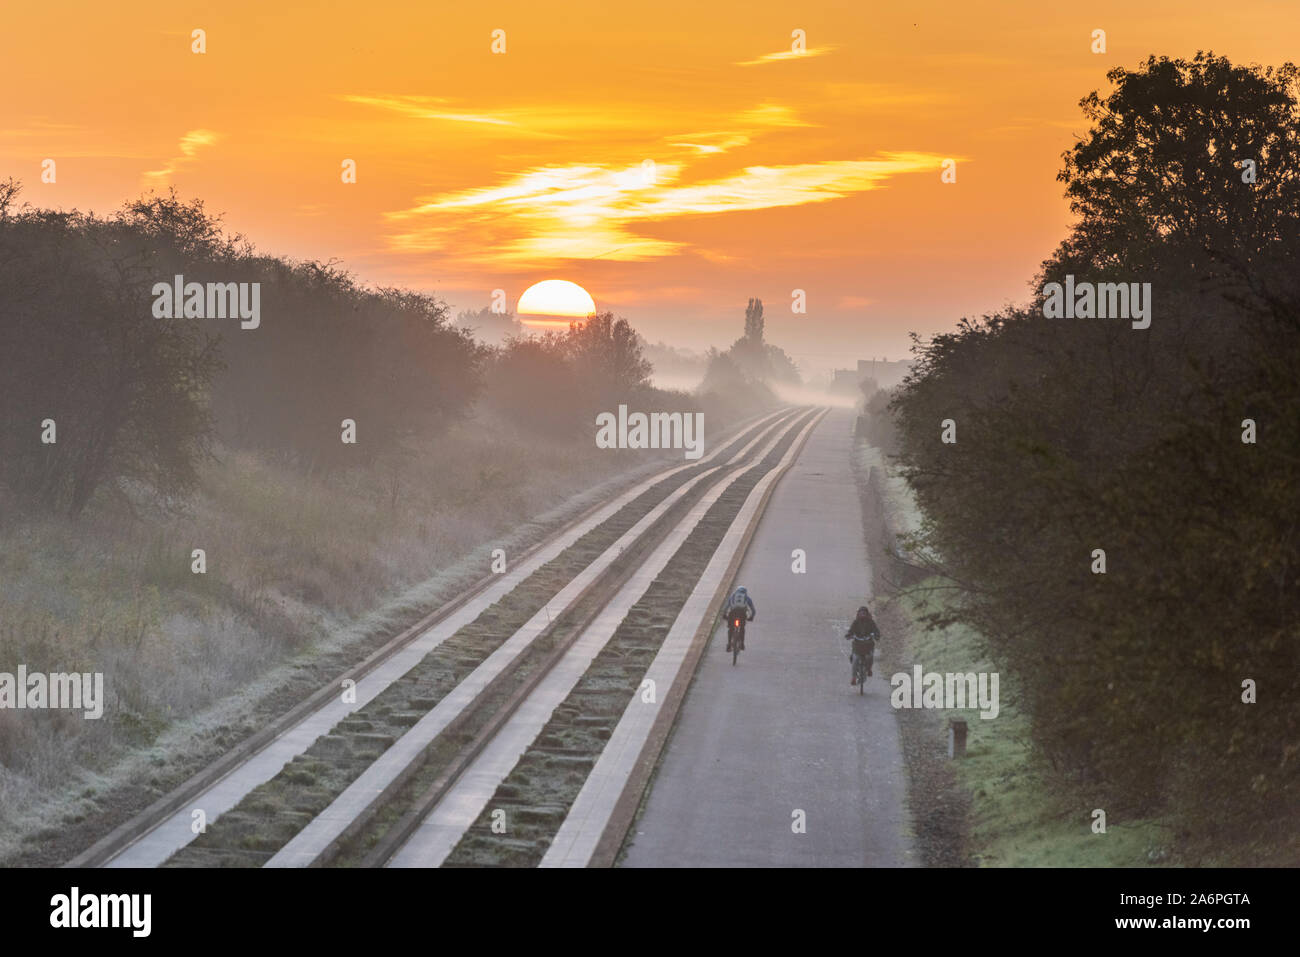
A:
0,183,776,863
858,53,1300,868
860,443,1170,867
0,411,679,865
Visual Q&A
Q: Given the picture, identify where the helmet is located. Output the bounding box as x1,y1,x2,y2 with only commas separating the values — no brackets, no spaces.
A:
857,605,870,617
735,586,748,598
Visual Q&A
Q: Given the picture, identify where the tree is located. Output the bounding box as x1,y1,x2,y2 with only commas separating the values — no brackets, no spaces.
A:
562,312,653,407
484,313,660,437
0,185,222,516
724,297,801,386
1048,53,1300,299
210,259,483,467
889,54,1300,850
744,297,764,341
485,334,585,437
457,305,521,346
0,184,488,513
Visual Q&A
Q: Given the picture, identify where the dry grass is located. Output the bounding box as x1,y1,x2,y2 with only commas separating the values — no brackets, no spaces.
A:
0,405,679,861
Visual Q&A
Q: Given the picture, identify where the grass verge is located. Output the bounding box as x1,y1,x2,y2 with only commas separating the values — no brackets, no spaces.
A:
858,441,1172,867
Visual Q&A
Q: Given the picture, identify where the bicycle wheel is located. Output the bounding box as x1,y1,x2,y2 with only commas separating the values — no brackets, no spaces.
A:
733,627,741,665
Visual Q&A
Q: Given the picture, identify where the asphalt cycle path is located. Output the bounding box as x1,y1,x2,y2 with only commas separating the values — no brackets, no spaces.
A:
621,408,915,867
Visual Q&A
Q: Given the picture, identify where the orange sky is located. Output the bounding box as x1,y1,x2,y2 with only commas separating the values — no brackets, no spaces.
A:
3,1,1298,374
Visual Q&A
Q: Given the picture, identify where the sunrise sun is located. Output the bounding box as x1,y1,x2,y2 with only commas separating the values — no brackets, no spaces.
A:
517,279,596,328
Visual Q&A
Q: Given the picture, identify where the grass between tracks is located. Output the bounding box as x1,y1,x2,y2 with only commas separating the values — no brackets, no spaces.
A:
0,408,702,866
163,415,779,865
440,417,808,866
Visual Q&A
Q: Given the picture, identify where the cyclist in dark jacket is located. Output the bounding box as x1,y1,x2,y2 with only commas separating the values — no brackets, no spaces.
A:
845,605,880,684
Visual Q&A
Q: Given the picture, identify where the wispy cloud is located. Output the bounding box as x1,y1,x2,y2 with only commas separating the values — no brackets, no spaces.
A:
386,163,685,261
814,82,951,109
0,120,85,139
630,154,942,217
667,132,752,155
983,116,1086,135
341,95,519,128
737,46,836,66
341,94,681,138
143,129,220,183
342,95,821,141
0,120,155,159
384,151,947,265
736,103,814,128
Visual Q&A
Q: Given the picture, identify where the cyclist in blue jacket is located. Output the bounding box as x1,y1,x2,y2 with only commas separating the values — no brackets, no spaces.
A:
721,586,756,652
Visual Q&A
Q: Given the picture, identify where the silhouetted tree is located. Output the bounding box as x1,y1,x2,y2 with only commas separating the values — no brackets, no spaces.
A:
485,334,585,437
0,184,487,513
457,305,521,346
889,54,1300,852
744,297,764,341
723,297,801,386
484,313,669,437
1052,53,1300,287
0,184,221,516
563,311,653,407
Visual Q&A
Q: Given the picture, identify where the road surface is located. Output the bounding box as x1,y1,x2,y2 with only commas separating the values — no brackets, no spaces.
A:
622,408,916,867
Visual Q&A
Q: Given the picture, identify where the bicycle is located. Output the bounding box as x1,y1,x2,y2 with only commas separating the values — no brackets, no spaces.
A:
726,615,747,665
848,635,876,694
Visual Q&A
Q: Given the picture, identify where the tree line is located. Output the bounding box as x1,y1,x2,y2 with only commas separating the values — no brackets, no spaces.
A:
700,297,800,405
0,186,484,515
887,54,1299,852
0,183,783,519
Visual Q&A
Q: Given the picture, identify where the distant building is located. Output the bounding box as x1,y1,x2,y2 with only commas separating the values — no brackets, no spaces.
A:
830,364,866,395
830,357,911,395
